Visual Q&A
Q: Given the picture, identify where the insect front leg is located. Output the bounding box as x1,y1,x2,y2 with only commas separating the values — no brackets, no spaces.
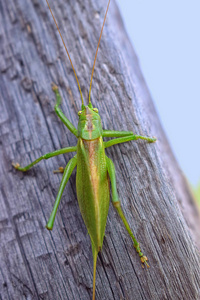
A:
52,85,78,137
106,156,149,267
12,146,77,172
46,155,77,230
103,130,156,143
104,135,156,149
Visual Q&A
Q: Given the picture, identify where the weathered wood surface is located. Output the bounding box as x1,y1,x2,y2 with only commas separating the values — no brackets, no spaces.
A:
0,0,200,299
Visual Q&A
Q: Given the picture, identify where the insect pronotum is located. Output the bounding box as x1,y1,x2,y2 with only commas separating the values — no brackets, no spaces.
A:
13,0,156,299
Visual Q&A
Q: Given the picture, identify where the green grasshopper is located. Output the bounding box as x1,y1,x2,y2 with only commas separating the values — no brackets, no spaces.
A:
13,0,156,299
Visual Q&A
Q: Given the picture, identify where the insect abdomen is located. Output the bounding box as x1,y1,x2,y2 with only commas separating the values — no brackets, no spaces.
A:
76,137,109,251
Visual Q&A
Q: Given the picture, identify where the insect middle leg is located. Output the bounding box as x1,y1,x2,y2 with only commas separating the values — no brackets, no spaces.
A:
12,146,77,171
46,155,77,230
106,156,149,267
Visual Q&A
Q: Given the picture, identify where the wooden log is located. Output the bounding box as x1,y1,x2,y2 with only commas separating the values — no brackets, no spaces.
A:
0,0,200,299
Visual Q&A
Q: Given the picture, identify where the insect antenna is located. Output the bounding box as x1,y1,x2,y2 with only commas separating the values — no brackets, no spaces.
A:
88,0,111,104
46,0,84,106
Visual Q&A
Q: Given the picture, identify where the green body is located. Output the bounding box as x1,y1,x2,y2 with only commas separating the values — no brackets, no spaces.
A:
77,137,109,251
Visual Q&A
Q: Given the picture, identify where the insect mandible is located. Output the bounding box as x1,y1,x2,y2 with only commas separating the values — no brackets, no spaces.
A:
12,0,156,299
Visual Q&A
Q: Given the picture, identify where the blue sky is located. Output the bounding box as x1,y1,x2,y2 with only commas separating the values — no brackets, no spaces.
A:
117,0,200,186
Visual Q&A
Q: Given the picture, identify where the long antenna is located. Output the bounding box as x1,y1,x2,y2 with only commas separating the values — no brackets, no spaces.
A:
88,0,111,104
46,0,84,105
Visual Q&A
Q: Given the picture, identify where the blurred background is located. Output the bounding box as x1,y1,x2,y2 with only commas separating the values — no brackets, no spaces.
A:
117,0,200,202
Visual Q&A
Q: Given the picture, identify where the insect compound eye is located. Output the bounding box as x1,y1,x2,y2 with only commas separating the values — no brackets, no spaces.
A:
78,111,82,116
93,108,98,113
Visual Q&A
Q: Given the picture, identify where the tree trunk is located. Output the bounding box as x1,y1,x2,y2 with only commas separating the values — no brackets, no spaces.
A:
0,0,200,299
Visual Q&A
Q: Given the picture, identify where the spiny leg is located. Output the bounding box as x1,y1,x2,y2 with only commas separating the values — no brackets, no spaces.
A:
104,134,156,149
46,155,77,230
106,156,149,267
52,84,78,137
12,146,77,172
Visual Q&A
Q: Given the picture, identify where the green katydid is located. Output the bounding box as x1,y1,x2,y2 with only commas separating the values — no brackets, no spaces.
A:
12,0,156,299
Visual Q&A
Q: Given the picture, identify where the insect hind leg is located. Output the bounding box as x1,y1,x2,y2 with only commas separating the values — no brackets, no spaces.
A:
106,156,149,267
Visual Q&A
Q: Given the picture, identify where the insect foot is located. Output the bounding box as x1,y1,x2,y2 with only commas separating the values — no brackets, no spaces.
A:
135,243,150,268
12,162,20,169
53,167,64,173
51,83,58,92
140,256,149,268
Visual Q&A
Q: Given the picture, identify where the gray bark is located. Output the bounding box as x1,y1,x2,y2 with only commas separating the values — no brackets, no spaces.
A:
0,0,200,299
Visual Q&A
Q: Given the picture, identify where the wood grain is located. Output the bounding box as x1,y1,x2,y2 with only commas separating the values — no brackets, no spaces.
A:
0,0,200,299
